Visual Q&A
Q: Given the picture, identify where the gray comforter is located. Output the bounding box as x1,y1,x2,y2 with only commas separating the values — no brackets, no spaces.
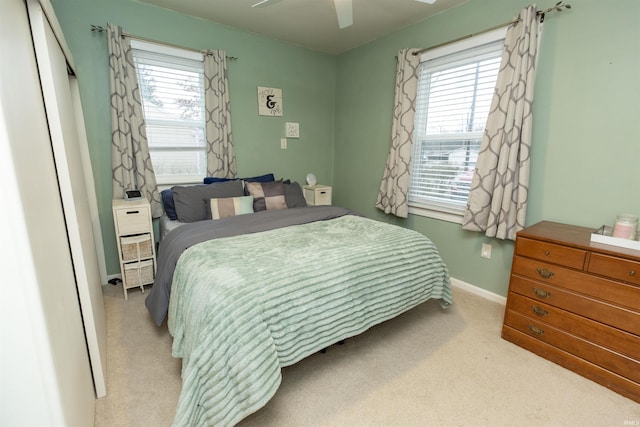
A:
145,206,358,325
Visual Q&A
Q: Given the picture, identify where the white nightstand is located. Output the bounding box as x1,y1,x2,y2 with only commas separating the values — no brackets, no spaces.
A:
112,198,156,300
303,185,332,206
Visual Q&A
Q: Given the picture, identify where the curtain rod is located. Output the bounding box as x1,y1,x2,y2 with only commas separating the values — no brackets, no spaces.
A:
411,1,571,56
90,25,238,61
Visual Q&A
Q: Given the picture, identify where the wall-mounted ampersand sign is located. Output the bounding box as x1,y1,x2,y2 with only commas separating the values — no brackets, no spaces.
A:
257,86,283,116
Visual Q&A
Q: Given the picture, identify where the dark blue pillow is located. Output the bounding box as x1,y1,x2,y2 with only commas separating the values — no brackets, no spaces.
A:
203,173,275,185
245,173,276,183
161,189,178,220
203,176,235,185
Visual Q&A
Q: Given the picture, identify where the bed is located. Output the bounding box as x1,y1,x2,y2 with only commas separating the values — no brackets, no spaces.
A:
158,212,183,241
145,178,452,427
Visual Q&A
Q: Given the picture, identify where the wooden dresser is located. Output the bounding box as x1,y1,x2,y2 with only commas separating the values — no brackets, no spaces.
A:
502,221,640,403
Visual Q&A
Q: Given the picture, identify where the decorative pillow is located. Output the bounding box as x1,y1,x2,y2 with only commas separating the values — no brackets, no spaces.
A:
245,180,287,212
284,181,307,208
161,188,178,220
203,173,275,185
209,195,254,220
171,180,244,223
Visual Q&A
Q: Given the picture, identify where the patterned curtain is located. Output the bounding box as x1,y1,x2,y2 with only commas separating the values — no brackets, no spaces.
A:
107,24,162,218
204,51,237,178
462,6,543,240
375,48,421,218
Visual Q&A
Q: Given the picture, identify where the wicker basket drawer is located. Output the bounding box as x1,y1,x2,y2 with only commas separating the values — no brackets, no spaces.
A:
123,259,154,287
120,234,153,261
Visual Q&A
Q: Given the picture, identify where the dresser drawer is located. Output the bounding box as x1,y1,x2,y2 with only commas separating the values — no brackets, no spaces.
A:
588,253,640,286
303,185,332,206
508,276,640,336
115,206,151,235
504,309,640,384
502,326,640,404
506,292,640,361
516,237,587,269
511,256,640,311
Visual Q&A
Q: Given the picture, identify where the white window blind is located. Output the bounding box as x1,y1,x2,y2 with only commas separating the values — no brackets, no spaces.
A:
409,29,505,221
131,41,206,185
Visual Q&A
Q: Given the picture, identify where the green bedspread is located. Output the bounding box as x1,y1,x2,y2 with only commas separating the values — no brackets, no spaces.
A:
168,215,452,426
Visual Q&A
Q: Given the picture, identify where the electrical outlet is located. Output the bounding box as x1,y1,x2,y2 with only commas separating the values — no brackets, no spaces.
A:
280,138,287,149
481,243,492,259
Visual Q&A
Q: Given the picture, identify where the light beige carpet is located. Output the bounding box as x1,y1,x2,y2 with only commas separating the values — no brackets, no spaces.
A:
97,283,639,426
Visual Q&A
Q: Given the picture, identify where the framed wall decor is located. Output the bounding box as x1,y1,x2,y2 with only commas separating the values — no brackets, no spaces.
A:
285,122,299,138
257,86,283,116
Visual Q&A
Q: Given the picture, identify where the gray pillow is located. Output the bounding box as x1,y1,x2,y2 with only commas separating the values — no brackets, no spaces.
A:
172,180,244,223
284,181,307,208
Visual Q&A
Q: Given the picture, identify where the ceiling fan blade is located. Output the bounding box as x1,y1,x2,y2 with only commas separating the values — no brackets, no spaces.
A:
251,0,285,8
334,0,353,29
416,0,437,3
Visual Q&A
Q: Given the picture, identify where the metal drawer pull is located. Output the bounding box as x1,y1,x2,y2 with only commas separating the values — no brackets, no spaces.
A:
536,268,554,279
631,270,636,277
531,306,548,317
532,287,551,299
527,324,544,335
544,250,550,256
126,210,140,214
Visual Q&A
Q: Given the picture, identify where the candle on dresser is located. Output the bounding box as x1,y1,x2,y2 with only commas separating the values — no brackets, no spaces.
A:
612,214,638,240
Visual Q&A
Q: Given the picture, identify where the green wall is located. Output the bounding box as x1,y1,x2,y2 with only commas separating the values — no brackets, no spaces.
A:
52,0,337,276
53,0,640,296
333,0,640,296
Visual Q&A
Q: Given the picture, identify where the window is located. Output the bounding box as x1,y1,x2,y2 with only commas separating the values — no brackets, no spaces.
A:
131,40,206,185
409,28,506,222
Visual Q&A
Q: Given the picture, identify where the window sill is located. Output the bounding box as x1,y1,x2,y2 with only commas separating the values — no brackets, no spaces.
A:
408,204,464,224
156,175,204,186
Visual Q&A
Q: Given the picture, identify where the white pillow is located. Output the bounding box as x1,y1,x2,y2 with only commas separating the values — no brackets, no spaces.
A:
209,195,254,220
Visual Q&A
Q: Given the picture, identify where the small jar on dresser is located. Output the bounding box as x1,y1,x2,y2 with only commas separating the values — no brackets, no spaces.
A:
502,220,640,403
303,185,332,206
112,198,156,300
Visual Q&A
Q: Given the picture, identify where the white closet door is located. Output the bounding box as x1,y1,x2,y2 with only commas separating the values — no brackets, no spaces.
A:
27,0,108,397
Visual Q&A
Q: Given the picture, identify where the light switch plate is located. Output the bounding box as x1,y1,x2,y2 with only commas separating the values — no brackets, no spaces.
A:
481,243,492,259
285,122,300,138
280,138,287,149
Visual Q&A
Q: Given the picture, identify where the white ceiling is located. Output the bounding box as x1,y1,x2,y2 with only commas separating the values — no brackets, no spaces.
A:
139,0,468,55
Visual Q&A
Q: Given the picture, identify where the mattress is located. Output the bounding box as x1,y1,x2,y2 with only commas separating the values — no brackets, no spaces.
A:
158,213,185,241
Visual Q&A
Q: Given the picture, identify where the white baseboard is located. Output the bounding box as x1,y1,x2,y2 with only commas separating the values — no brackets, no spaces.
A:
450,277,506,306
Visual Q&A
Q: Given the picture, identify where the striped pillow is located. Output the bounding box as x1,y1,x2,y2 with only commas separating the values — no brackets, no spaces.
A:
209,195,254,220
